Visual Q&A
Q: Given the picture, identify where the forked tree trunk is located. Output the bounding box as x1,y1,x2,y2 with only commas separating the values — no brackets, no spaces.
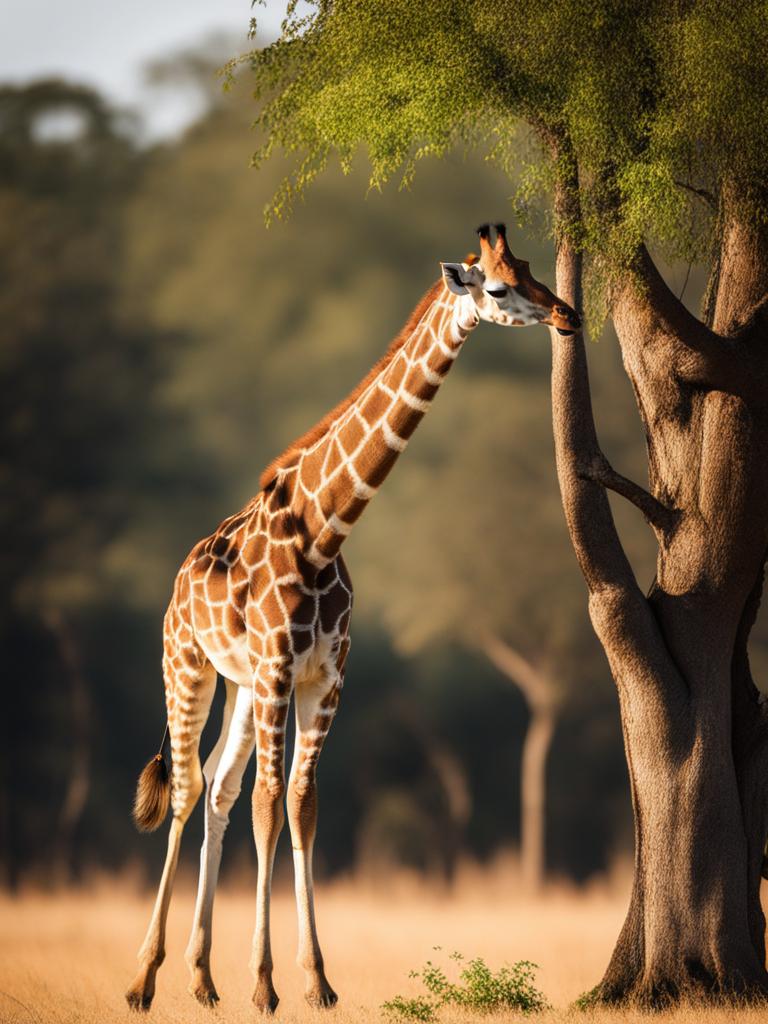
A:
548,154,768,1006
480,633,556,893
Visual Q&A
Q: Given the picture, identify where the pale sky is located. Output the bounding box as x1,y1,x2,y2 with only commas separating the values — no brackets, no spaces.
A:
1,0,292,137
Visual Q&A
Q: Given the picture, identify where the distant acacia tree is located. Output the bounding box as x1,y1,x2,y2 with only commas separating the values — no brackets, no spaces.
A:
241,1,768,1006
357,377,594,893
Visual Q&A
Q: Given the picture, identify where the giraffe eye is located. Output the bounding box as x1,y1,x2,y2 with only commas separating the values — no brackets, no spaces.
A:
486,288,506,299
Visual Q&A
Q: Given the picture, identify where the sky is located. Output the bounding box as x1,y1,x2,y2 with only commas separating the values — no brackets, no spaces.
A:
1,0,290,138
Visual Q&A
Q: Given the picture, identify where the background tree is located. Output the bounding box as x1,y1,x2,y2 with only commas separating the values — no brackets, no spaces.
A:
242,0,768,1006
0,81,206,884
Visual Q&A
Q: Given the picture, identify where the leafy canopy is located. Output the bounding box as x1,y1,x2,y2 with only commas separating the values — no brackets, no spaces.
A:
242,0,767,290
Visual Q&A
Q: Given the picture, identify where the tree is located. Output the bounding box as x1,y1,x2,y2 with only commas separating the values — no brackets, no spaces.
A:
241,0,768,1006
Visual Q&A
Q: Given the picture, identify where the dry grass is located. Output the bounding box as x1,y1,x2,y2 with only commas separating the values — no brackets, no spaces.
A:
0,863,765,1024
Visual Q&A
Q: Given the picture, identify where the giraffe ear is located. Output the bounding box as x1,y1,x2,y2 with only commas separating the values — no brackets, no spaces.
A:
441,262,482,295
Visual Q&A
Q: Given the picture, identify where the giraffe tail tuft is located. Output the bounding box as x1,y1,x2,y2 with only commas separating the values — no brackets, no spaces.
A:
132,742,171,832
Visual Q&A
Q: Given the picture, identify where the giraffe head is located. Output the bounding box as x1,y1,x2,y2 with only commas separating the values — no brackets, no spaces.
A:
441,223,581,335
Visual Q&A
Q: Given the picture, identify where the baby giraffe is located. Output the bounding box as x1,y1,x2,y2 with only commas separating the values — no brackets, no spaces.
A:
125,224,580,1014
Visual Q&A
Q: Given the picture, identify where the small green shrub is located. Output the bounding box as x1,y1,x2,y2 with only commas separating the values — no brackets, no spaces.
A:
382,949,549,1021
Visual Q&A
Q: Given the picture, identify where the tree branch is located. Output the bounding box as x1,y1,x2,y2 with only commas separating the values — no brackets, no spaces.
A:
711,182,768,336
546,135,641,597
576,452,680,535
477,629,555,712
614,246,753,395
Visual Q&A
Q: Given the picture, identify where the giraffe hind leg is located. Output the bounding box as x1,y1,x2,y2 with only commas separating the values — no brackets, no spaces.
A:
186,680,255,1006
126,653,217,1012
250,658,293,1014
288,669,343,1009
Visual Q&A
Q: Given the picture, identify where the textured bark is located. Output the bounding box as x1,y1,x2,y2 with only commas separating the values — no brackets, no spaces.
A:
548,155,768,1005
480,633,556,892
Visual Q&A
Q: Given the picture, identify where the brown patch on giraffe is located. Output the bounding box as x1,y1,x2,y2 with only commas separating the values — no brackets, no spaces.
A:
386,355,407,392
318,483,336,520
319,584,350,633
205,561,230,602
269,628,292,657
359,387,391,426
402,366,439,402
296,500,325,548
270,510,295,541
314,530,343,563
357,442,398,489
387,406,423,440
258,587,285,628
242,533,268,568
210,535,229,558
193,598,214,631
291,627,314,654
322,436,345,477
338,493,368,524
337,416,364,456
225,603,246,635
220,510,249,537
282,590,315,626
320,683,341,711
269,543,296,577
426,351,456,378
297,444,325,486
258,281,443,489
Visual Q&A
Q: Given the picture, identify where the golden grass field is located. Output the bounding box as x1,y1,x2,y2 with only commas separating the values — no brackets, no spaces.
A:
1,862,766,1024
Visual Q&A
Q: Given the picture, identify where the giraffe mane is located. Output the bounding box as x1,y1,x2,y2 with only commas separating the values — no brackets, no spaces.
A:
258,280,444,490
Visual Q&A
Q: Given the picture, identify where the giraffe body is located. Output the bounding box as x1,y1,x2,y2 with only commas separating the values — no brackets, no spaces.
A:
126,225,580,1014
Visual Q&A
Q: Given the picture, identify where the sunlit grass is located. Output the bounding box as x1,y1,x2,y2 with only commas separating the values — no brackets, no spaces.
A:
1,862,766,1023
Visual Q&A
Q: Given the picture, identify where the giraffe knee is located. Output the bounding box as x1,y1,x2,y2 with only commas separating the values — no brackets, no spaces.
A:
210,776,242,819
254,772,285,802
288,774,318,848
172,761,204,822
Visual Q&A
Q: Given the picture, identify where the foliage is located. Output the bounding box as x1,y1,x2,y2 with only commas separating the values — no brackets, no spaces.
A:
242,0,768,328
382,949,549,1021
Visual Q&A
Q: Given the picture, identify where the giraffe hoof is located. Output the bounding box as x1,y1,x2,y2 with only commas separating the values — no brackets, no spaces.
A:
125,988,153,1012
190,983,220,1007
252,979,279,1015
189,966,220,1007
305,981,338,1009
126,968,157,1012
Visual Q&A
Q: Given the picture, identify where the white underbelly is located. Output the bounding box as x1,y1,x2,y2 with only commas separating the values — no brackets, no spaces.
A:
198,635,251,687
197,632,337,688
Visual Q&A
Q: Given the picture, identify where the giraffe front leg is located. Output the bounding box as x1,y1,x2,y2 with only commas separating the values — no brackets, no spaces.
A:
250,663,291,1014
288,669,342,1009
185,681,254,1007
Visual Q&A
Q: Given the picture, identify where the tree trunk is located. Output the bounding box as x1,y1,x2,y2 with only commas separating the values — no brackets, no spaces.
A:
548,153,768,1005
480,633,556,893
45,609,91,886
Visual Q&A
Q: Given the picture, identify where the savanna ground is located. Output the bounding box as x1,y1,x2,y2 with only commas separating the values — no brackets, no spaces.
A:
2,861,767,1024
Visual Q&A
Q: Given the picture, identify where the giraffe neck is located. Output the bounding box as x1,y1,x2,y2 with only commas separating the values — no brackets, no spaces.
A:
283,282,479,568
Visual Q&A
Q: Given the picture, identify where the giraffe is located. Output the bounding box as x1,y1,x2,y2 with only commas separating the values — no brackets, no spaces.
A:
124,224,581,1014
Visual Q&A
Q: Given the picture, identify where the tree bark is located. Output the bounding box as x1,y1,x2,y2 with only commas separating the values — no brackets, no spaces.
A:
480,633,556,893
548,153,768,1005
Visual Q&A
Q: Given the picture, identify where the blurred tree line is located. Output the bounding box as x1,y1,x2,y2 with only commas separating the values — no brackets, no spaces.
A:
5,52,759,890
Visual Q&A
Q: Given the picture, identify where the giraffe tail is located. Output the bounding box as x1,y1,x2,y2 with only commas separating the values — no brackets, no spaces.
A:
132,726,171,832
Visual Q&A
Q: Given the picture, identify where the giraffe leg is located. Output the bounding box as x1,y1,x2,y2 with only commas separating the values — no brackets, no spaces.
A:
250,661,292,1014
288,670,342,1009
125,659,216,1012
185,681,255,1006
